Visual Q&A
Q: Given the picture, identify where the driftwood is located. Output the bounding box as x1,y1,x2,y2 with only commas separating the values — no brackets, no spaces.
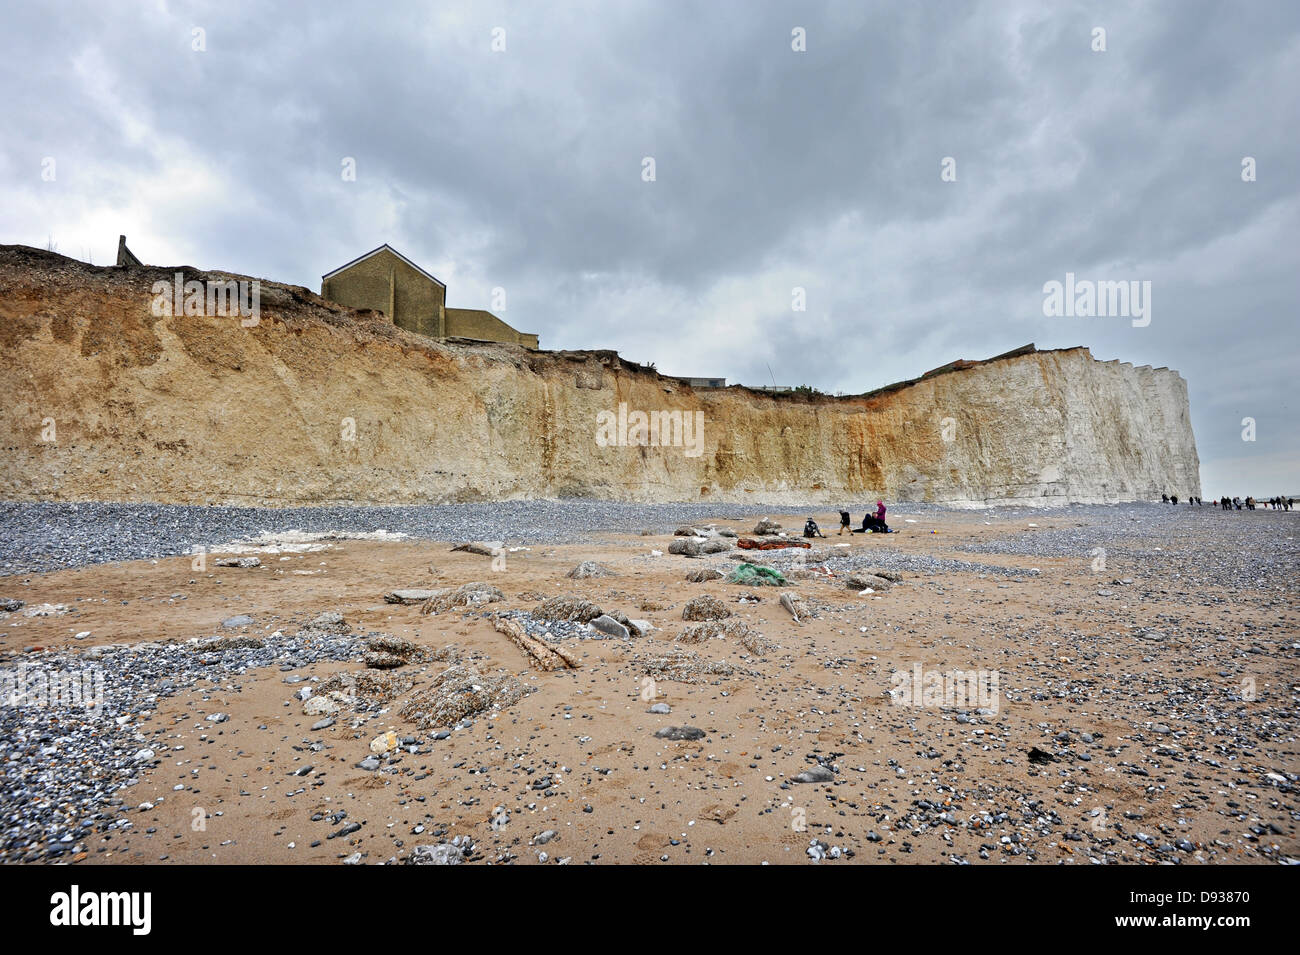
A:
451,541,504,557
491,615,581,670
736,538,810,550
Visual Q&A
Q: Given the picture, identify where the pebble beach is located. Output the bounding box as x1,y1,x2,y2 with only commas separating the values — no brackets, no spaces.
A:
1,500,1295,865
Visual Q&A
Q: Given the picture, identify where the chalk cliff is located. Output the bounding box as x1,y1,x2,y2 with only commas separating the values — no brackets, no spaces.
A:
0,247,1200,506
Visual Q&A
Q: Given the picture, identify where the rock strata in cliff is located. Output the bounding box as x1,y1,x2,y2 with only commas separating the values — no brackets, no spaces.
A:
0,246,1200,506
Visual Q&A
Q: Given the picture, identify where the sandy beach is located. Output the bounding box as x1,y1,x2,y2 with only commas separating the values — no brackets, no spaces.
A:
1,502,1295,865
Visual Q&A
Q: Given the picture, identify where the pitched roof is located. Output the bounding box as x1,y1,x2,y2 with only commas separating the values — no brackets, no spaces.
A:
321,244,446,288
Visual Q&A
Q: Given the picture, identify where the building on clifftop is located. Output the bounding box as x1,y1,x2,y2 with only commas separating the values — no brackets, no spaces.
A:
115,235,142,266
321,244,538,348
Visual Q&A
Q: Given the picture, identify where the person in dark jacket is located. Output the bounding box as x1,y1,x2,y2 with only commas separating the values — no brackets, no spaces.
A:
856,500,891,533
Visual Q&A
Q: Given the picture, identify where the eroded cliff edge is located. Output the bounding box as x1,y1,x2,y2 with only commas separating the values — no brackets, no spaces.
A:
0,247,1201,506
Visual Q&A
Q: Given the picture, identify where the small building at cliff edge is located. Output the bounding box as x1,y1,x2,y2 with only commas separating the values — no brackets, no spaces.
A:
321,243,539,348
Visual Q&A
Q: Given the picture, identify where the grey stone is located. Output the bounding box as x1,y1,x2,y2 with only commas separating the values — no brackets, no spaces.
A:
384,589,440,605
686,568,724,583
408,844,464,865
654,725,705,741
846,573,892,591
668,538,703,557
567,560,614,579
214,556,261,568
588,614,629,639
306,611,347,632
793,765,836,784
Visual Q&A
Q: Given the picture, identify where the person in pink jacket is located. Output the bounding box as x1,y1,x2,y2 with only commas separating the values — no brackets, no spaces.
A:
855,500,892,533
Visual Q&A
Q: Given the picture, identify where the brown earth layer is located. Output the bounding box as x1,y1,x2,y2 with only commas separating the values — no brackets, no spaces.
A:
0,246,1200,506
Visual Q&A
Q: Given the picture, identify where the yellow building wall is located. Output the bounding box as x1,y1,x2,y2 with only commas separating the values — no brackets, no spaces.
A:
445,308,538,348
321,249,445,338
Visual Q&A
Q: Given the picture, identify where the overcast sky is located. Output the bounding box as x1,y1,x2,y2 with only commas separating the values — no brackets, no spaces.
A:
3,0,1297,494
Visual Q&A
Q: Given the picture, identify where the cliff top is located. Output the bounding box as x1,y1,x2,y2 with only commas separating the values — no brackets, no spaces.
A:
1,243,1099,403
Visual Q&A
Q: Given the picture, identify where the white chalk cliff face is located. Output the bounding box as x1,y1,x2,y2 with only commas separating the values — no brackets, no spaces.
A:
0,248,1200,507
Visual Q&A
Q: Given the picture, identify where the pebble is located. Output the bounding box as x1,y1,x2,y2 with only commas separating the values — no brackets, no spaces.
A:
793,765,836,784
0,500,790,575
653,726,706,741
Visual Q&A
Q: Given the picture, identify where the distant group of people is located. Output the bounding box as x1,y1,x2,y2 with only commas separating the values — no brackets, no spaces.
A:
1214,495,1293,510
1160,492,1294,511
801,492,1291,542
803,500,894,538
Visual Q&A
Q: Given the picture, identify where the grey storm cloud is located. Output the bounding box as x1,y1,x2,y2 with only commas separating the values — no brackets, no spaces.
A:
1,0,1297,491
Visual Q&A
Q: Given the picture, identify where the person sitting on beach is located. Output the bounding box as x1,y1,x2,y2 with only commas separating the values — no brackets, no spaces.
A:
855,500,891,533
